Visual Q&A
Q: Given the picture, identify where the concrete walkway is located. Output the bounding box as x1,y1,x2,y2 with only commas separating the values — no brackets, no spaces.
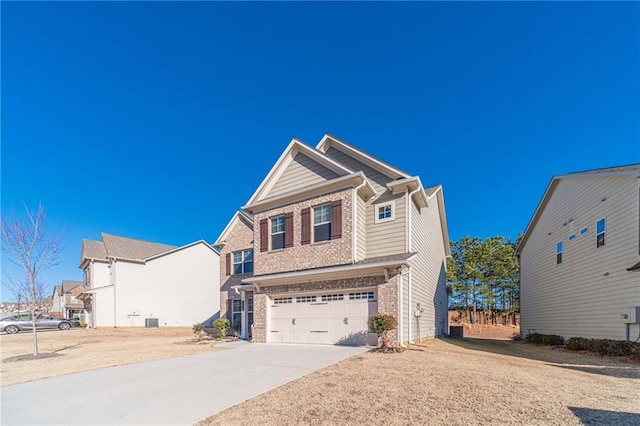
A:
1,341,368,425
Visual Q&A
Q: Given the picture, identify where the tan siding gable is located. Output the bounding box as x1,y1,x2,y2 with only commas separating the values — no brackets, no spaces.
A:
520,175,640,340
324,147,393,192
366,191,406,257
267,153,340,198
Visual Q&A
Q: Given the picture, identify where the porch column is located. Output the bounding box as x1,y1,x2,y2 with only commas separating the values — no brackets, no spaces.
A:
241,291,247,339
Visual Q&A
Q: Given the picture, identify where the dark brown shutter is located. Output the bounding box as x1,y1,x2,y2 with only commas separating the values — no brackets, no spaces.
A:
227,298,233,321
225,253,231,276
259,218,269,252
284,212,294,248
301,207,311,245
331,200,342,240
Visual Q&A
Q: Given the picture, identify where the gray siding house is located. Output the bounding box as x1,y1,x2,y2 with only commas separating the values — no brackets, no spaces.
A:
215,133,450,346
516,164,640,341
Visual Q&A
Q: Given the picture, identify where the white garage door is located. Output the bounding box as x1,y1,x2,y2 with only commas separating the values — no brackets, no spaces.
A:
270,290,378,345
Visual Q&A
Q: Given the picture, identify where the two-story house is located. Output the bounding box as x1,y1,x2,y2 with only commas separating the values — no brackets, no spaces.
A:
51,280,84,319
516,164,640,341
215,133,450,346
78,233,219,328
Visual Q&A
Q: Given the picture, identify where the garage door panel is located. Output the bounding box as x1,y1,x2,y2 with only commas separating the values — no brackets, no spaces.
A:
269,292,378,345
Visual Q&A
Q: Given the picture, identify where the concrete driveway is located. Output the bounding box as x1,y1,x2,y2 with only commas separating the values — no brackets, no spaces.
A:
1,341,368,425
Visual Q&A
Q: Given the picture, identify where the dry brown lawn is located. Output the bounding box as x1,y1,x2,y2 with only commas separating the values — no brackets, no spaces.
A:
200,338,640,426
0,327,222,387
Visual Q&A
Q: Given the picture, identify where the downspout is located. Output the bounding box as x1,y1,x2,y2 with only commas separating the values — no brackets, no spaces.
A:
407,185,421,344
353,180,367,262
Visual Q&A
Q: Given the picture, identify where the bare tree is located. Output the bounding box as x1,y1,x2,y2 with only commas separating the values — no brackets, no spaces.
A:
1,204,63,355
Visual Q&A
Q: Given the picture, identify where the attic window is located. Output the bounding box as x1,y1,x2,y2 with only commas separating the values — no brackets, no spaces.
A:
375,201,395,224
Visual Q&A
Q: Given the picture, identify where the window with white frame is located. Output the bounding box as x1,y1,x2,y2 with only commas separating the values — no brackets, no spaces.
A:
556,241,563,264
273,297,292,304
231,299,242,330
296,295,317,303
271,215,285,250
232,249,253,274
596,218,606,248
375,201,395,224
580,227,588,236
313,204,332,242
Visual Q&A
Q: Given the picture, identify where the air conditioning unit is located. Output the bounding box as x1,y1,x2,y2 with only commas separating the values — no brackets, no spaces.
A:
145,318,159,328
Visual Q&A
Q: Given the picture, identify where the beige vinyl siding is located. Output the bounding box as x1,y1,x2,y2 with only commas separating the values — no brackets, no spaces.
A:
268,153,339,198
324,147,393,192
93,285,114,327
366,191,406,257
410,199,449,340
356,195,367,261
520,176,640,341
401,271,409,342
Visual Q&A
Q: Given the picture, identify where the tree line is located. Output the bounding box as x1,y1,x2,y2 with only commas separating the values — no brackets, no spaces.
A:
447,235,521,325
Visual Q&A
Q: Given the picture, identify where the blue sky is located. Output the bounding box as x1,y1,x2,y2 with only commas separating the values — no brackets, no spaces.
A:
2,2,638,293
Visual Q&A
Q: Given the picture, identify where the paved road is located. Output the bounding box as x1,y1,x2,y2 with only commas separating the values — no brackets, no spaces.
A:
1,341,367,425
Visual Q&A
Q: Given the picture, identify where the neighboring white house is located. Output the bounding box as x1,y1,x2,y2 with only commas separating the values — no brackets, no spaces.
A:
516,164,640,341
78,233,220,327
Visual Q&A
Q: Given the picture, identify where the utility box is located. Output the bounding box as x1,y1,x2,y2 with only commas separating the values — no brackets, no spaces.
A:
622,307,640,324
145,318,159,328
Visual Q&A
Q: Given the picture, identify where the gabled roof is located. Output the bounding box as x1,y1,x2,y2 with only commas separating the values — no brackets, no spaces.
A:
516,164,640,255
62,280,82,293
387,176,430,209
81,239,107,263
52,285,62,297
245,137,354,206
214,210,254,247
316,133,412,180
80,233,216,266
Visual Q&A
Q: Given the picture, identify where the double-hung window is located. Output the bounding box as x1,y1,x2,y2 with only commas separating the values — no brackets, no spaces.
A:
232,249,253,274
313,204,332,242
556,241,563,264
271,215,285,250
596,218,606,248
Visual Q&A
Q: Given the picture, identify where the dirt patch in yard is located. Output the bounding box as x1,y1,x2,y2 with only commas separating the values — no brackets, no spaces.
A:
200,338,640,426
0,327,223,387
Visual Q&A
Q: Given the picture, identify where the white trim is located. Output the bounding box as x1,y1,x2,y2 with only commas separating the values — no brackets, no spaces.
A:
387,177,429,209
374,201,395,224
245,138,354,206
145,240,219,262
214,210,253,247
243,172,375,213
316,133,411,180
245,256,416,286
